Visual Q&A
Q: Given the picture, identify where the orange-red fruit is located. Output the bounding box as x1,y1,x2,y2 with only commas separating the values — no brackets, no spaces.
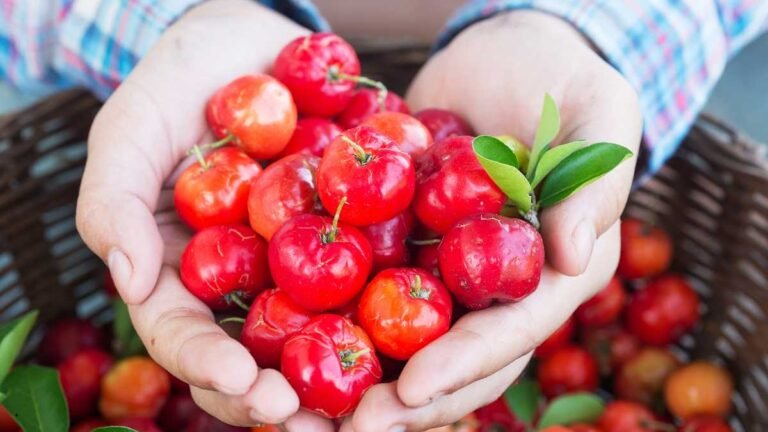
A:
581,325,641,376
614,347,680,405
575,276,626,327
618,219,673,280
626,274,700,345
362,112,434,157
680,417,732,432
537,346,599,398
99,357,171,420
598,401,658,432
664,362,733,420
535,317,575,358
0,406,18,432
58,348,113,419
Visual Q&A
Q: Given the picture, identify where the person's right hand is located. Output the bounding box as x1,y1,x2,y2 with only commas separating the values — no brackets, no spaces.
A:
76,0,333,429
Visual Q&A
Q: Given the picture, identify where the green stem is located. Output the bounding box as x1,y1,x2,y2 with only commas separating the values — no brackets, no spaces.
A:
189,144,209,169
341,135,372,165
219,317,246,325
409,275,429,299
204,133,235,150
227,293,250,312
322,196,347,244
328,66,388,111
408,238,441,246
340,347,370,368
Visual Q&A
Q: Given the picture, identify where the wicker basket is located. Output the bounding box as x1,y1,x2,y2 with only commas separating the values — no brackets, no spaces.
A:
1,48,767,431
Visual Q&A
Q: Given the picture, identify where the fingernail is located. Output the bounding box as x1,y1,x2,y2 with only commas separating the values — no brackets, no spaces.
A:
572,220,596,273
107,248,133,299
387,426,405,432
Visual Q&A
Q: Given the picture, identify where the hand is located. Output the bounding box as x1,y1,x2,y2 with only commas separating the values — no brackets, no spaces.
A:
76,0,333,428
342,10,642,431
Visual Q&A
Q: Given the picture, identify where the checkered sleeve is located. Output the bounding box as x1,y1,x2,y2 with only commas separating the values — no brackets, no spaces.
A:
438,0,768,174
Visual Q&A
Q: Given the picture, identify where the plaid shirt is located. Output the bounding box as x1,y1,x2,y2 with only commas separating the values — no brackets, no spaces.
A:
2,1,766,174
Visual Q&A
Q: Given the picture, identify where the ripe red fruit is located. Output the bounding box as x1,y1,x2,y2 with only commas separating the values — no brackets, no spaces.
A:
438,214,544,309
240,288,316,369
361,112,433,157
100,357,171,420
575,276,626,327
614,347,680,405
336,88,410,129
175,147,262,231
247,153,322,240
180,225,270,310
618,219,673,280
71,419,107,432
360,211,415,273
414,136,505,234
186,411,249,432
358,268,452,360
37,318,107,365
333,294,361,324
536,346,599,398
272,33,360,117
414,243,441,277
581,325,641,376
474,397,528,432
158,393,203,432
598,401,658,432
115,418,163,432
268,212,373,312
277,117,342,158
571,425,603,432
680,417,732,432
317,126,415,226
0,405,18,432
206,74,297,159
281,314,382,418
58,349,113,419
626,274,700,345
413,108,473,143
535,317,575,358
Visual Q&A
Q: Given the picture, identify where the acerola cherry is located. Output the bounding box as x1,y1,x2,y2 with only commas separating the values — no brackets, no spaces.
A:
598,401,658,432
206,74,297,159
37,318,107,365
333,294,361,324
240,288,316,369
438,213,544,310
276,117,342,158
414,243,441,277
414,136,505,234
361,112,433,157
535,317,575,358
337,88,410,129
317,126,415,226
180,225,270,310
580,325,641,376
536,346,599,398
413,108,473,143
158,393,203,432
175,147,262,231
248,153,322,240
358,268,452,360
474,397,528,432
281,314,382,418
680,417,732,432
665,362,733,419
626,274,700,345
272,33,361,117
0,405,18,432
615,347,680,406
618,219,673,280
360,211,415,273
58,348,113,419
100,357,171,420
575,276,627,327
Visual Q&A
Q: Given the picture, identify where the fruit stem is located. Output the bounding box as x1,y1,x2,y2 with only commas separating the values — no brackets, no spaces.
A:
227,293,251,312
408,238,441,246
219,317,246,325
322,196,347,244
341,135,372,165
189,144,209,169
206,133,235,150
520,197,540,230
340,347,370,369
409,275,429,300
327,66,389,111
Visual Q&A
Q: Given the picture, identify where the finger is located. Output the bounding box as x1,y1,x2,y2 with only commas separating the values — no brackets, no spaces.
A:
397,223,620,407
284,410,337,432
129,266,258,395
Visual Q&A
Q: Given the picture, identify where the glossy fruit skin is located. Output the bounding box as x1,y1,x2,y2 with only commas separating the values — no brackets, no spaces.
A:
0,405,18,432
206,74,297,159
680,417,732,432
116,418,163,432
268,214,373,311
598,401,657,432
180,225,270,310
540,427,571,432
71,419,108,432
576,276,626,327
571,425,603,432
413,109,474,143
581,325,641,376
414,136,505,234
535,317,575,358
626,274,700,345
175,147,262,230
361,112,433,157
358,268,453,360
248,153,322,240
37,318,107,365
317,126,415,226
360,211,415,273
58,348,113,419
664,362,733,419
537,346,599,398
615,347,680,405
241,288,316,369
277,117,342,158
281,315,382,418
618,219,673,280
100,356,171,420
438,214,545,309
272,33,360,117
158,393,203,432
415,243,441,277
337,88,410,129
186,411,249,432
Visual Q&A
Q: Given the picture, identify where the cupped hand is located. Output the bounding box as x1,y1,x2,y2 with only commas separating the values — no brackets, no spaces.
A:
76,0,332,428
343,10,642,431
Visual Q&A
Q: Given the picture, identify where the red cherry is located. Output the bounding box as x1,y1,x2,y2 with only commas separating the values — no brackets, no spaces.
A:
281,314,382,418
414,243,441,278
336,88,410,129
361,112,433,157
536,346,599,398
614,347,680,406
277,117,342,158
240,288,316,369
180,225,270,310
358,268,452,360
414,136,505,234
474,397,528,432
37,318,107,365
680,417,732,432
626,274,700,345
618,219,673,280
333,293,361,324
598,401,659,432
157,393,203,432
247,153,322,240
580,325,642,376
317,126,415,226
534,317,575,358
359,211,415,273
58,349,113,420
575,276,627,327
272,33,360,117
206,74,297,159
413,108,473,142
175,147,262,231
438,214,544,309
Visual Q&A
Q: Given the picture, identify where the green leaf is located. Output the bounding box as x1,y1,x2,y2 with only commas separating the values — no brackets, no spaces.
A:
93,428,139,432
527,93,561,179
537,392,605,428
113,299,145,358
0,310,38,384
0,365,69,432
530,140,587,188
503,380,541,425
473,136,533,212
538,143,633,208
